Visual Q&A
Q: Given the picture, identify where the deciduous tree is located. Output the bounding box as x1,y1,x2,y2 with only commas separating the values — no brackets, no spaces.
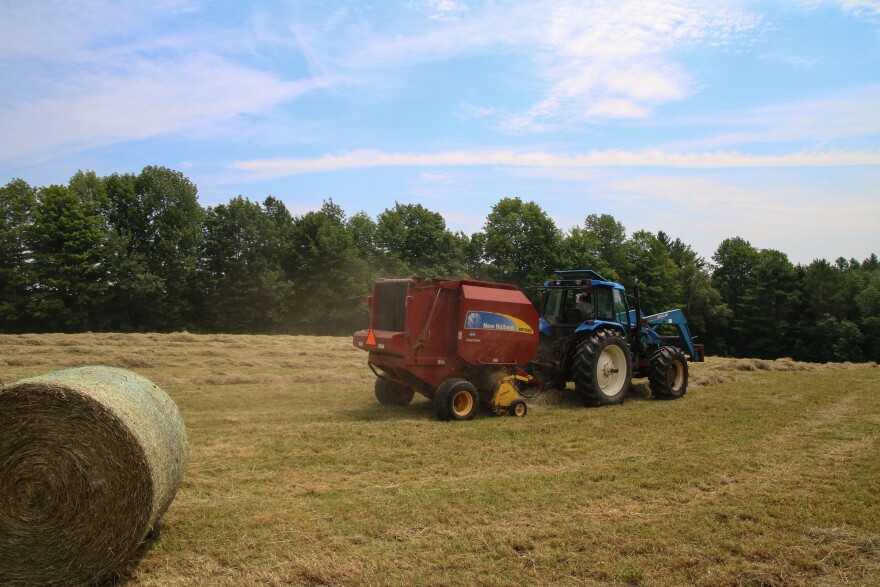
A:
625,230,682,314
112,166,203,330
480,197,561,287
287,201,371,334
200,196,293,332
376,202,464,277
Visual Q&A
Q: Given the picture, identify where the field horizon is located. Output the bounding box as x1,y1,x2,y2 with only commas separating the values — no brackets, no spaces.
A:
1,333,878,586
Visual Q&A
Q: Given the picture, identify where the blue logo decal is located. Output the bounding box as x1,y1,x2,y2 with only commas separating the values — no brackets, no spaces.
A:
464,311,534,334
466,312,482,329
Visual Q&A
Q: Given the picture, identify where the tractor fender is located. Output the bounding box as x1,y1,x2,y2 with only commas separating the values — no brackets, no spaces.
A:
574,321,626,336
538,316,553,337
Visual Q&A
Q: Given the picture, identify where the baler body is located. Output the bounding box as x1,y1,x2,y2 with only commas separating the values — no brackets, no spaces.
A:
352,278,539,417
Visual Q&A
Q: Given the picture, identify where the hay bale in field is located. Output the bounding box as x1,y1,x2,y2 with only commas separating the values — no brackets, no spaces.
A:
0,366,188,586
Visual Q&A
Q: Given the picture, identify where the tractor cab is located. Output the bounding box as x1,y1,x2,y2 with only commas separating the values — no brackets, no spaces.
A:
538,270,631,338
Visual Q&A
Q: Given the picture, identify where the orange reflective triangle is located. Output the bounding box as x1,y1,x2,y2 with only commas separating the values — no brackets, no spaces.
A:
366,329,377,346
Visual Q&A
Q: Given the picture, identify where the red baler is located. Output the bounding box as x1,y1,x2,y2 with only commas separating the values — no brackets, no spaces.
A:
352,278,540,420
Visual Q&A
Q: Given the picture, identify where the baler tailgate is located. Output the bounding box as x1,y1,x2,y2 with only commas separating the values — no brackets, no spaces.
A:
353,329,408,357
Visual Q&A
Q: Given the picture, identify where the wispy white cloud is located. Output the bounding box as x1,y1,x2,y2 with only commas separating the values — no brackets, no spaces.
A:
231,147,880,178
0,1,337,164
503,0,759,130
456,103,497,120
601,172,880,263
420,0,469,22
610,174,790,212
671,85,880,149
320,1,760,130
797,0,880,19
0,56,334,163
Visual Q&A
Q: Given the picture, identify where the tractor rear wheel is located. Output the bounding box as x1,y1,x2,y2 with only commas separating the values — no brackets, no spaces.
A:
573,330,632,405
649,346,688,400
433,378,479,421
374,377,415,406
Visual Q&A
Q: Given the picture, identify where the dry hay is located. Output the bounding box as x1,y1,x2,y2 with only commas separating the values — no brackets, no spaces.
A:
193,372,283,386
0,366,188,586
688,356,877,389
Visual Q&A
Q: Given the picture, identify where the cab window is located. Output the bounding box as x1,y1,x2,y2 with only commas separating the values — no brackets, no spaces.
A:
613,288,628,325
594,288,614,321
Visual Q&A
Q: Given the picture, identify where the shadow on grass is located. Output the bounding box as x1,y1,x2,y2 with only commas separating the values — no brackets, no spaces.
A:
99,524,163,586
340,398,438,422
340,380,659,422
529,380,654,407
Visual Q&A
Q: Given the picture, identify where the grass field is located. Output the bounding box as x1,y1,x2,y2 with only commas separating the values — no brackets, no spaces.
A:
1,333,879,586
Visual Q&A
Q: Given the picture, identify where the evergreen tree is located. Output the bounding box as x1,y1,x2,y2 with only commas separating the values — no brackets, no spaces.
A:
737,249,800,359
346,211,382,266
801,259,846,320
559,226,613,278
656,232,730,350
27,182,109,331
582,214,631,283
855,270,880,361
711,237,760,355
100,172,165,330
679,262,730,350
0,179,36,331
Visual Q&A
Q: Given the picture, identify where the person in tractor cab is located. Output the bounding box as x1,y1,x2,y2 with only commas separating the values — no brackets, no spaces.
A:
576,290,593,321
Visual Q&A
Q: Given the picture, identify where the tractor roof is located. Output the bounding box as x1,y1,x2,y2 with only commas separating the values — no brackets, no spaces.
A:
543,269,624,290
554,270,606,281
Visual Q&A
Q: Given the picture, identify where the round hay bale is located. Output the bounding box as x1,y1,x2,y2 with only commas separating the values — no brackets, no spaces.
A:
0,365,188,586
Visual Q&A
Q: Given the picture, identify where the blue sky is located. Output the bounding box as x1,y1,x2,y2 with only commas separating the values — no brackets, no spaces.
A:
2,0,879,265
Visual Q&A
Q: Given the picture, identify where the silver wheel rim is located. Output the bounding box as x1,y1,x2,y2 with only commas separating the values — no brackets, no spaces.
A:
669,361,684,391
597,345,627,396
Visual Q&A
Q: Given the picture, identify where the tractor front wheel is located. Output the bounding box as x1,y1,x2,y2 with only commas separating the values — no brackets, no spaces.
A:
434,378,479,421
649,346,688,400
375,377,415,406
573,330,632,405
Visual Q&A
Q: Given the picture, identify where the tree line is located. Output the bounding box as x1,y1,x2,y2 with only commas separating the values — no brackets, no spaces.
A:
1,166,878,362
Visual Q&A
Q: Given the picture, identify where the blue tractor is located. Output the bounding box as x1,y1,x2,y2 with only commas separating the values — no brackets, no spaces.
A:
530,270,704,405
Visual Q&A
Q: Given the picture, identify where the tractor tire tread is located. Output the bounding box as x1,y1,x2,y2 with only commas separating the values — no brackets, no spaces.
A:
375,377,415,406
572,329,632,406
433,378,479,421
649,346,688,400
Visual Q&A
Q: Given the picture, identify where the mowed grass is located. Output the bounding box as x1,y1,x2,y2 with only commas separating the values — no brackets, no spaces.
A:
1,333,879,587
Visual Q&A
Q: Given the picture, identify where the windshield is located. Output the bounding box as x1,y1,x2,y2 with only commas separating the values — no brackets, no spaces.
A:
542,289,582,323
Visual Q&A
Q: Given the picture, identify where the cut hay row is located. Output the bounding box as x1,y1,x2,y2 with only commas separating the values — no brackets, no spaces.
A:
0,333,874,393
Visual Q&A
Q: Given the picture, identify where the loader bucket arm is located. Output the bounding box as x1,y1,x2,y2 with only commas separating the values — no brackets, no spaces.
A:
627,308,704,362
